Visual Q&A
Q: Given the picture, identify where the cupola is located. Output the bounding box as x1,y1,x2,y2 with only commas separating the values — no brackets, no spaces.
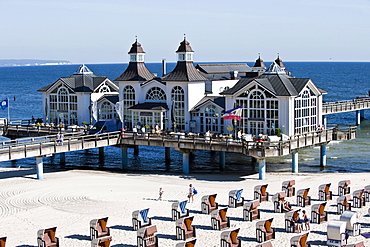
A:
176,36,194,62
253,54,266,69
128,38,145,62
274,54,285,69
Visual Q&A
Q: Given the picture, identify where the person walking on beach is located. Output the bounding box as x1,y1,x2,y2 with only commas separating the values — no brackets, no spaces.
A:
188,184,195,203
301,210,310,230
158,187,164,201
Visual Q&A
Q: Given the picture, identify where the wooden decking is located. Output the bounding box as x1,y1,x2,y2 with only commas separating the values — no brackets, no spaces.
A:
0,126,357,162
322,97,370,115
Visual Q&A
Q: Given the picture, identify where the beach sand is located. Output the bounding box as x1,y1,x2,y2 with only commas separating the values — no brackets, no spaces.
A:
0,168,369,247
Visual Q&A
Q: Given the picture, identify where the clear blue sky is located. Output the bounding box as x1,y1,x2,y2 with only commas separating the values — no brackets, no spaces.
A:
1,0,370,64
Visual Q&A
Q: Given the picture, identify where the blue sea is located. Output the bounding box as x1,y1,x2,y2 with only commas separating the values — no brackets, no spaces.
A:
0,62,370,174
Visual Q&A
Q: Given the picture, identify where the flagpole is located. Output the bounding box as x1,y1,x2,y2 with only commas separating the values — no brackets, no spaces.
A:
7,97,10,123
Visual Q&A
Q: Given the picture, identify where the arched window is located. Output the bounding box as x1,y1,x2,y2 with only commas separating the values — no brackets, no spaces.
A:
123,85,135,125
294,88,317,134
100,102,115,120
99,85,110,93
146,87,166,101
204,105,221,132
49,86,77,125
171,86,185,131
205,105,217,116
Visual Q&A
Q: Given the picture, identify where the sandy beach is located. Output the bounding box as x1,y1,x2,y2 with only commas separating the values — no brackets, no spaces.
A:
0,168,369,247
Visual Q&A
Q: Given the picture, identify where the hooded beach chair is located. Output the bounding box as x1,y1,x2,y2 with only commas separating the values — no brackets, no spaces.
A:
175,239,197,247
311,202,327,224
364,185,370,202
201,194,218,214
91,236,112,247
340,211,361,236
290,232,311,247
338,180,351,196
318,183,332,201
172,200,189,221
37,227,59,247
243,199,261,221
285,209,302,233
256,241,273,247
254,184,269,202
346,241,365,247
90,217,110,240
327,221,347,247
132,208,152,230
137,225,158,247
256,218,275,243
353,189,366,208
297,188,311,207
272,192,291,213
211,207,230,230
220,228,241,247
282,180,295,197
176,216,196,241
337,194,351,215
0,237,6,247
228,189,244,208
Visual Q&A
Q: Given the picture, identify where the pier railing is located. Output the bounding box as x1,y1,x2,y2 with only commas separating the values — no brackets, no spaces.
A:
0,124,356,162
322,97,370,115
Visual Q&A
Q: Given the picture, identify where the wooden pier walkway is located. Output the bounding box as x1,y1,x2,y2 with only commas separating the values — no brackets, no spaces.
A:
322,97,370,115
0,126,356,162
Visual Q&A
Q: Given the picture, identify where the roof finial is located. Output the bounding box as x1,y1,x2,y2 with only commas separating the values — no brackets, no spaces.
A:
258,53,260,59
183,33,186,40
135,35,137,42
277,53,280,59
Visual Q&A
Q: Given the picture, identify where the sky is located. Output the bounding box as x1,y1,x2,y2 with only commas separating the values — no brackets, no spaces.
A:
1,0,370,64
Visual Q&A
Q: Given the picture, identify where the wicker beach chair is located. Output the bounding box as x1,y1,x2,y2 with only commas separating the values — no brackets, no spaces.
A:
211,207,230,230
37,227,59,247
90,217,110,241
201,194,218,214
256,218,275,243
318,183,332,201
137,225,158,247
353,189,366,208
340,211,361,236
285,209,302,233
290,232,311,247
327,221,347,247
297,188,311,207
272,192,291,213
338,180,351,196
282,180,295,197
132,208,152,230
228,189,244,208
176,216,196,241
243,199,260,221
364,185,370,202
91,236,112,247
0,237,6,247
337,194,351,215
254,184,269,202
346,241,365,247
172,200,189,221
311,202,327,224
220,228,241,247
256,241,273,247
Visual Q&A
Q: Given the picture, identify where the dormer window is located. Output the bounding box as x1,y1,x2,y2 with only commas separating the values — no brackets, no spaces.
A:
186,53,193,61
130,55,136,62
178,53,193,61
137,54,144,62
178,54,185,61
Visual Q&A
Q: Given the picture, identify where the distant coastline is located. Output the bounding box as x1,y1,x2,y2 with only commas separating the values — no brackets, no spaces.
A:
0,59,71,67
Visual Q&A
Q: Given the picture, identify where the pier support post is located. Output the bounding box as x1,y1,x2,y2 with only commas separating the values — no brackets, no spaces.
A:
36,156,43,180
219,151,226,171
182,151,191,174
320,144,327,167
99,147,104,166
356,110,361,125
292,150,298,173
121,146,128,170
165,147,171,164
133,145,139,155
258,158,266,180
323,115,327,128
60,152,66,167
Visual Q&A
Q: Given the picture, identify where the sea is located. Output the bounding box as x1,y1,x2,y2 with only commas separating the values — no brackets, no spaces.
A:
0,62,370,175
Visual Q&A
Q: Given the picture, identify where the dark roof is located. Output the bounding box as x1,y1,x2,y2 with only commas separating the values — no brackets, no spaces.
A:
128,40,145,54
129,102,168,111
176,38,194,53
163,61,208,82
115,62,155,82
190,96,225,112
103,95,119,104
196,63,252,74
38,65,116,93
222,73,321,97
275,56,285,69
253,56,266,69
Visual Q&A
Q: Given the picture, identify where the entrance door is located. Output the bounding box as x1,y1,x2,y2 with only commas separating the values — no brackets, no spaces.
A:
249,121,265,136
